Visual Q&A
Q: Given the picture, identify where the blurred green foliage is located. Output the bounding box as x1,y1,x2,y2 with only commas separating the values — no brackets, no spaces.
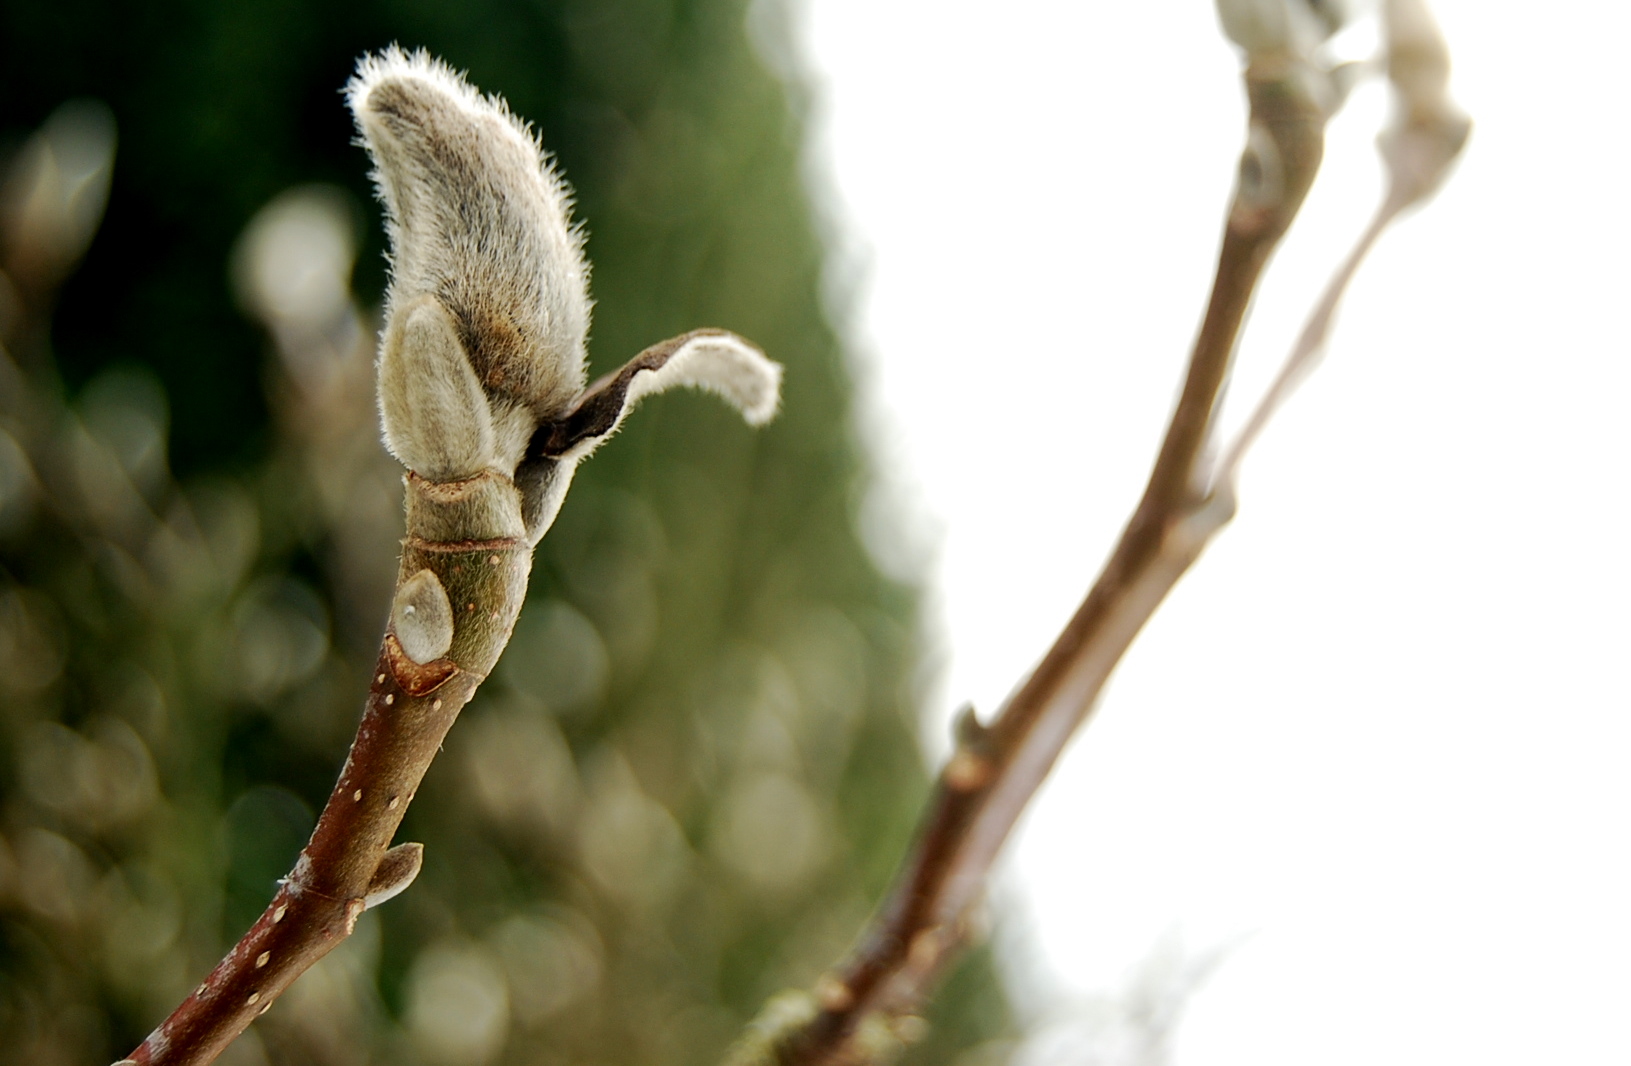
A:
0,1,1009,1064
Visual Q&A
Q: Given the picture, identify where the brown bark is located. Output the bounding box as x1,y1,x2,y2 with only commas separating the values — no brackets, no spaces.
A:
121,471,531,1066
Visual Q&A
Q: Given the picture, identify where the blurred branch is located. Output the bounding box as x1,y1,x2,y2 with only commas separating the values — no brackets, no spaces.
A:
1215,0,1470,489
744,4,1469,1064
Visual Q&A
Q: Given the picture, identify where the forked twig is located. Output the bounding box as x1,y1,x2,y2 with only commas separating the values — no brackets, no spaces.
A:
736,3,1468,1063
1215,0,1470,492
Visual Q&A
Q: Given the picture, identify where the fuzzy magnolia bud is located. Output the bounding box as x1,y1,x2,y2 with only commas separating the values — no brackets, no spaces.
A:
348,48,783,543
348,47,591,480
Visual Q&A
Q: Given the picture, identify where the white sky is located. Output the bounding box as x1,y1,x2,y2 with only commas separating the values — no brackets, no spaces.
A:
781,1,1631,1062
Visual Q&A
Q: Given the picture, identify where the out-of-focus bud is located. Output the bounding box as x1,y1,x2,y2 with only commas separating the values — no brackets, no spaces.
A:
231,185,356,334
721,991,819,1066
346,48,781,536
231,184,368,402
0,99,116,294
1385,0,1451,111
1380,0,1470,207
1216,0,1346,58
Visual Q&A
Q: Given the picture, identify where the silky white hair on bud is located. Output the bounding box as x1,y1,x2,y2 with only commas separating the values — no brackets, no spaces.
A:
348,46,591,478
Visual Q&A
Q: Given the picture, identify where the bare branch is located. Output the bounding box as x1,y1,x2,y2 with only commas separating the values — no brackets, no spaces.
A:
753,36,1338,1066
742,3,1468,1060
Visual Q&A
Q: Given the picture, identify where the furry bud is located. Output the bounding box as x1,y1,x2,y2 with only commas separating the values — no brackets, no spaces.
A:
364,842,424,909
347,47,592,478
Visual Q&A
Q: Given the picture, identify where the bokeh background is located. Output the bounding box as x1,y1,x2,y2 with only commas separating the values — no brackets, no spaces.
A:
0,2,1009,1063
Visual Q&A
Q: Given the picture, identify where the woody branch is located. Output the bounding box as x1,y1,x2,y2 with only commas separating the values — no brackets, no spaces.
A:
744,2,1469,1063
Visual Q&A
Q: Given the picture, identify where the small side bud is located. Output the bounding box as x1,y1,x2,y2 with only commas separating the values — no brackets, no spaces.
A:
378,296,496,480
391,568,454,664
952,702,986,747
364,842,424,910
1216,0,1349,61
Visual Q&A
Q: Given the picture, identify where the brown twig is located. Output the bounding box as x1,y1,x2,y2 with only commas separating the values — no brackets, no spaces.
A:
1215,0,1471,493
741,7,1468,1058
118,472,531,1066
117,323,779,1065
